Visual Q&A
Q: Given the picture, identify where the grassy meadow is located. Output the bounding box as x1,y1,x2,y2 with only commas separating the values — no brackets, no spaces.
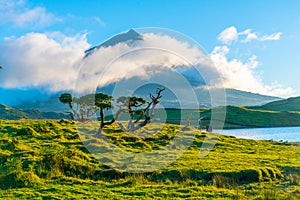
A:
0,119,299,199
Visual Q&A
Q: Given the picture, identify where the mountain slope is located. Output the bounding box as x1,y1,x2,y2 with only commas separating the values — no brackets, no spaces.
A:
0,104,69,120
14,94,68,112
0,104,29,120
250,96,300,111
201,106,300,128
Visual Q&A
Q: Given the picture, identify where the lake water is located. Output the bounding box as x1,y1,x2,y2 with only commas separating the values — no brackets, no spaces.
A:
218,127,300,142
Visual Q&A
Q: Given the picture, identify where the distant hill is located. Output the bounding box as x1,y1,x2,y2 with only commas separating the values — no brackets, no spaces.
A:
150,106,300,129
211,106,300,128
14,94,68,112
250,96,300,111
0,104,69,120
0,104,29,120
223,89,281,106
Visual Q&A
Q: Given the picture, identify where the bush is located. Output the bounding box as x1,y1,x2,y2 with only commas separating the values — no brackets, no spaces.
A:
0,157,42,188
286,173,300,185
126,173,148,186
212,174,237,189
261,187,279,200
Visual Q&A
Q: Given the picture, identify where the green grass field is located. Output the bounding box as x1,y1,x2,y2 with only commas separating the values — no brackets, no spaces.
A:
0,120,299,199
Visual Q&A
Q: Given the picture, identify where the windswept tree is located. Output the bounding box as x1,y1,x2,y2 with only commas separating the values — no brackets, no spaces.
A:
94,92,116,133
116,87,165,132
74,94,99,121
59,87,165,134
59,93,75,120
59,93,98,121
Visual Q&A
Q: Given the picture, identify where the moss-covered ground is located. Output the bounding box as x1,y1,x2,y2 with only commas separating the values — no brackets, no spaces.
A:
0,120,299,199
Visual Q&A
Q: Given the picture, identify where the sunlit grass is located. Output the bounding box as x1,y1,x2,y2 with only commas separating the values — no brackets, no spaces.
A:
0,119,299,199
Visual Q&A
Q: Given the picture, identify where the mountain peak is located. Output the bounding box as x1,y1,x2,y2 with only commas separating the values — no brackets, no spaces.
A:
84,29,143,58
127,29,140,37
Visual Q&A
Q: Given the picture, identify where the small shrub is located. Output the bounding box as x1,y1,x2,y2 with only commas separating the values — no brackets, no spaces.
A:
212,174,237,189
126,173,148,186
261,187,279,200
212,174,227,188
286,173,300,185
239,169,261,182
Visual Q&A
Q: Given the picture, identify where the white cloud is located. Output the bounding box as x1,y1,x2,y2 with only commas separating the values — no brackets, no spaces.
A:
66,14,106,28
0,29,293,98
218,26,282,44
260,32,282,41
75,33,220,93
0,0,60,28
0,32,90,91
239,29,259,43
0,31,220,94
210,46,294,97
264,82,295,97
214,27,292,97
217,26,238,45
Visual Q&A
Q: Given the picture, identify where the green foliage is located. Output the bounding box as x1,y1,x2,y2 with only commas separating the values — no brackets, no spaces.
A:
95,92,113,110
0,157,42,188
59,93,73,104
117,96,146,108
59,93,101,121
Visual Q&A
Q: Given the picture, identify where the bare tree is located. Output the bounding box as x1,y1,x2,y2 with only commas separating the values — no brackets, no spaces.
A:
117,87,165,132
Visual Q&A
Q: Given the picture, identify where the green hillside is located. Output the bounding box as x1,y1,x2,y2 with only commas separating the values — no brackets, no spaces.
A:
250,96,300,112
201,106,300,129
0,104,69,120
148,106,300,129
0,104,30,119
0,120,299,199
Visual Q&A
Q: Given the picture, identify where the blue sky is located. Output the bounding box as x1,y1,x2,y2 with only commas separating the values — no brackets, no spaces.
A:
0,0,300,99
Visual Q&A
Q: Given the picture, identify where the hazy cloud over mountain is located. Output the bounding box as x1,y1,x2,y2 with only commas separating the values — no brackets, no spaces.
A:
0,28,294,97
